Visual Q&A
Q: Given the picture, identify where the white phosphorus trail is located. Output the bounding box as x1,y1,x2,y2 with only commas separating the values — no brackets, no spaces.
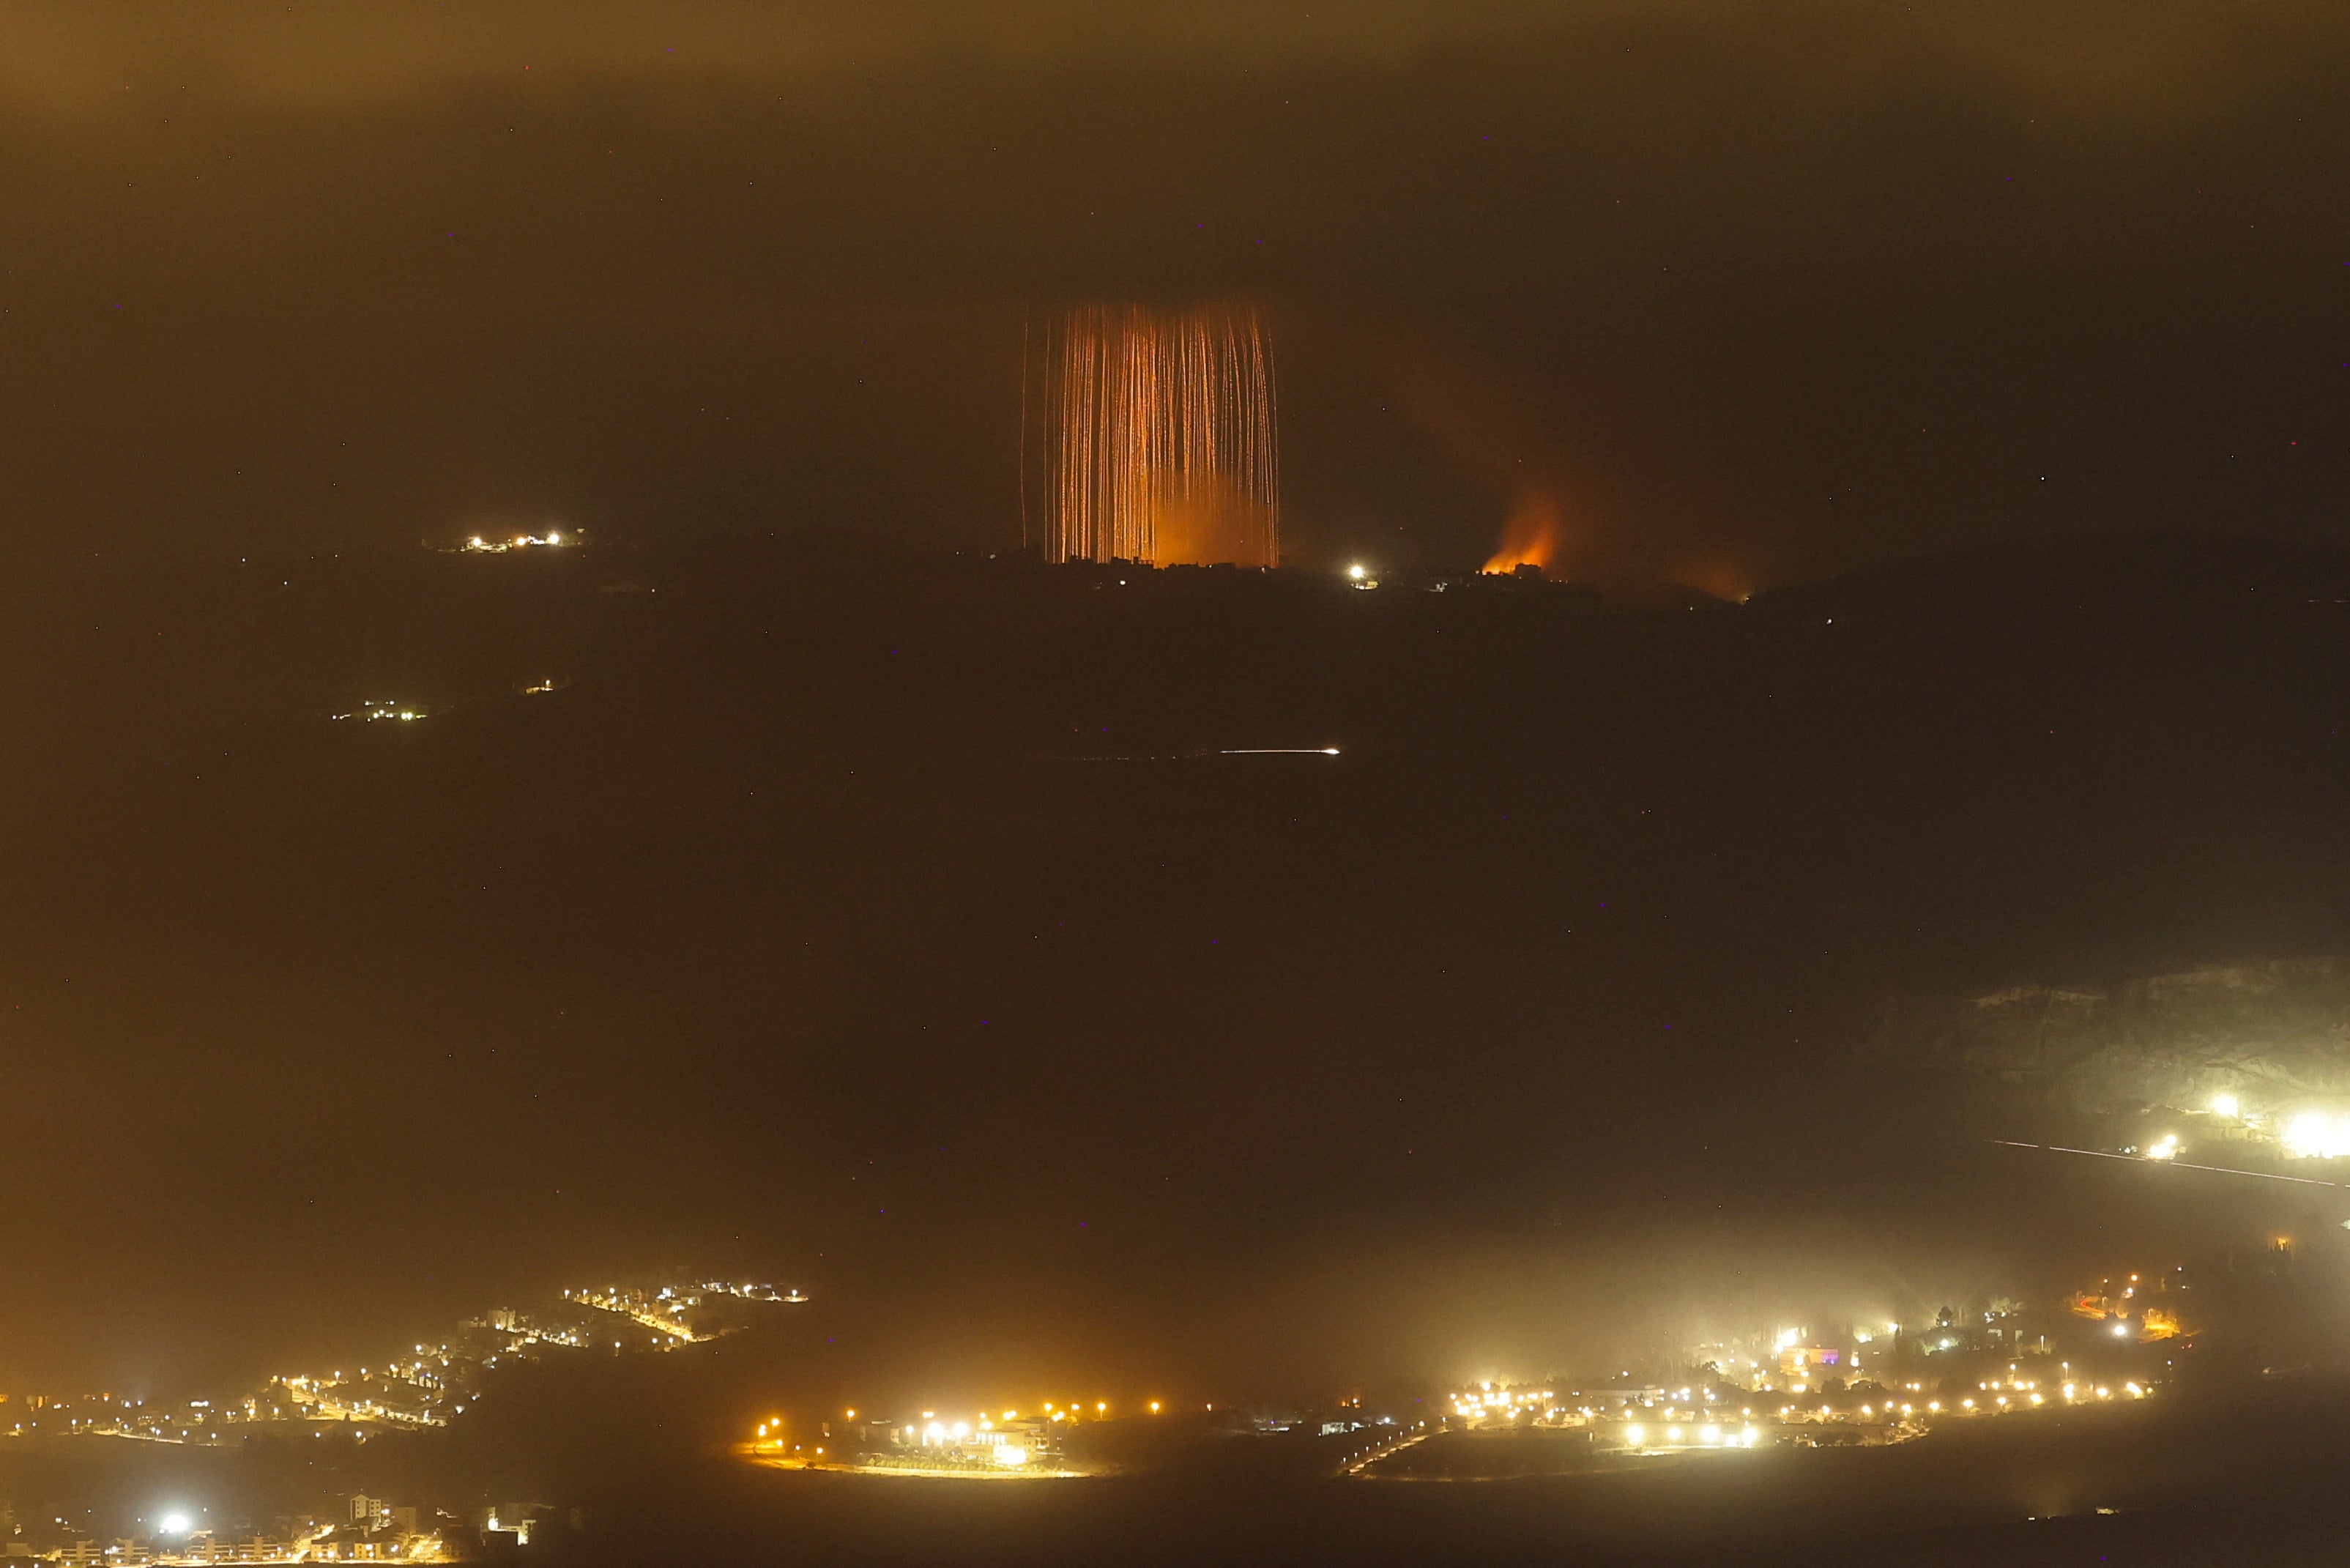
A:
1033,302,1278,567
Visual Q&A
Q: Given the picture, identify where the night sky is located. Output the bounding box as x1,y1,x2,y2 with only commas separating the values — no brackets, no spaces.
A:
1,4,2348,1409
7,2,2349,586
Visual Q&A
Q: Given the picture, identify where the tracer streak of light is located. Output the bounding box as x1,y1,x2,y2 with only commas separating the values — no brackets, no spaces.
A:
1991,1140,2347,1187
1219,748,1341,755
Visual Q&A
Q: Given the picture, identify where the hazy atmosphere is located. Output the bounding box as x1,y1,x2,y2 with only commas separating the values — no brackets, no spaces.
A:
1,6,2347,1564
7,1,2349,589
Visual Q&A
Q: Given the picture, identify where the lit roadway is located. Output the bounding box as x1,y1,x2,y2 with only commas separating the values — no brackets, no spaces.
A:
573,1290,706,1342
1341,1424,1430,1476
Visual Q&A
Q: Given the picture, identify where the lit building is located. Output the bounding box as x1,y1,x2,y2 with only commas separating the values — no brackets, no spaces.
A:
1777,1343,1851,1384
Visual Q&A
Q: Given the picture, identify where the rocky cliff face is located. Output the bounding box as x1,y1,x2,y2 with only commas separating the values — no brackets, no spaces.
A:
1867,959,2350,1115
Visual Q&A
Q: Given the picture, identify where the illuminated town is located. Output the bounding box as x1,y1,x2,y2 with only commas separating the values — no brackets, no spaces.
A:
0,1491,581,1564
0,1065,2323,1558
0,1277,803,1447
1431,1312,2157,1459
0,1277,804,1561
0,1025,2319,1558
0,1236,2295,1558
721,1261,2201,1490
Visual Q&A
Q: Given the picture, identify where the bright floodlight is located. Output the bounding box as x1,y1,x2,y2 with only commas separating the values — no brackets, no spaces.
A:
2283,1110,2350,1159
2211,1093,2240,1119
1347,564,1367,579
2111,1320,2130,1337
160,1514,191,1536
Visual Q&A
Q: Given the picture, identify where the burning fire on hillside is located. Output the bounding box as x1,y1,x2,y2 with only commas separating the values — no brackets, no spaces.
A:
1483,490,1563,576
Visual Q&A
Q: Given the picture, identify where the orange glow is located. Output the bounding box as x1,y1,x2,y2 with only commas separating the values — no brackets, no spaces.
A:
1676,562,1753,603
1481,488,1562,575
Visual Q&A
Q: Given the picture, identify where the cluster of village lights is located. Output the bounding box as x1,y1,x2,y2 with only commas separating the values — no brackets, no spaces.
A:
915,1415,1030,1468
330,699,428,724
1449,1353,2152,1453
2127,1095,2350,1163
1624,1422,1762,1449
758,1397,1167,1471
1450,1386,1556,1420
464,531,568,553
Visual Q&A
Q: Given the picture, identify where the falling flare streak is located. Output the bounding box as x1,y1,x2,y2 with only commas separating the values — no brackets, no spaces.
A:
1037,303,1279,566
